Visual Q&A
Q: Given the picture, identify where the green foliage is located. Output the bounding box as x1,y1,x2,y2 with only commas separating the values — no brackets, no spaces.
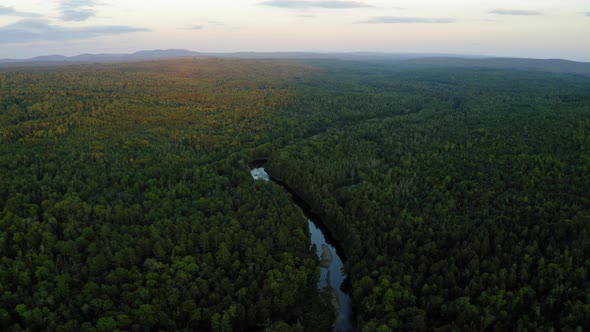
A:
0,59,324,331
268,61,590,330
1,58,590,330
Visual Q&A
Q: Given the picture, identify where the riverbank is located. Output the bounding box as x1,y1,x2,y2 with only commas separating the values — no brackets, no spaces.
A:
250,165,355,331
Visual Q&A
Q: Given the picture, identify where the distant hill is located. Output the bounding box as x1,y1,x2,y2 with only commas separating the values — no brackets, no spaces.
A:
0,49,202,64
0,50,479,64
1,50,589,76
399,57,590,76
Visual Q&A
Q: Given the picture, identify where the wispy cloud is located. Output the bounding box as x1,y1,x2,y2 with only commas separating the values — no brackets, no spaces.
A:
262,0,371,9
489,9,542,16
191,25,204,30
362,16,455,24
297,14,315,18
62,0,98,6
61,9,95,21
59,0,98,21
585,12,590,17
0,19,149,43
0,6,42,17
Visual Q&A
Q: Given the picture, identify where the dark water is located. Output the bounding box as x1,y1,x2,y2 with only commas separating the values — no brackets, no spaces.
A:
251,167,354,332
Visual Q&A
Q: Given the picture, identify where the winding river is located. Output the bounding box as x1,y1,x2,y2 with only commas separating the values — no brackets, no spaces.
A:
251,167,354,332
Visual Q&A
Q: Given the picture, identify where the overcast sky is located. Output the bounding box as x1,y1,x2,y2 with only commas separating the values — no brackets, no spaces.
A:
0,0,589,61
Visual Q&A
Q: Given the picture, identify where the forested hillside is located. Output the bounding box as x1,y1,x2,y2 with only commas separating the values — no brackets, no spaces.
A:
0,59,332,331
1,58,589,331
268,63,590,331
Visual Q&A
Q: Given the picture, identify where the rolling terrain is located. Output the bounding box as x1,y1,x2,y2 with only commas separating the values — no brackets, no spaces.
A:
1,57,589,331
3,50,590,76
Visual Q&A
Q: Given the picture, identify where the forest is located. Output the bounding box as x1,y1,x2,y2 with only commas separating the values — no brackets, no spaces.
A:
1,58,589,331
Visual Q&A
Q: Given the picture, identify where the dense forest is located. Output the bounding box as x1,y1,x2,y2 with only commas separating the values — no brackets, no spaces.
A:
268,62,590,331
0,60,332,331
1,58,589,331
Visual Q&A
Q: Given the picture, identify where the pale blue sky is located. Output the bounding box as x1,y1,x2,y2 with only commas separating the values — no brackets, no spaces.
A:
0,0,589,61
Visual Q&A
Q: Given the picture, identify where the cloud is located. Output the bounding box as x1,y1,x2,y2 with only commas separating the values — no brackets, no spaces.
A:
586,12,590,17
0,6,42,17
61,9,95,21
362,16,455,24
0,19,149,43
261,0,371,9
59,0,98,21
191,25,204,30
297,14,315,18
61,0,98,6
489,9,542,16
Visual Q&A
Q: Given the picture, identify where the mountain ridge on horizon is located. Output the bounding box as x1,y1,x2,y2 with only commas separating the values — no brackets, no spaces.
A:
1,49,590,75
0,49,491,62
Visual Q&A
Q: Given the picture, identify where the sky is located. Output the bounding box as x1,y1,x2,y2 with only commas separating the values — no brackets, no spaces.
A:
0,0,589,61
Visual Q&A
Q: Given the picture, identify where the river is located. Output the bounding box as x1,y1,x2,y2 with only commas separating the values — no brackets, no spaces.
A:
251,167,354,332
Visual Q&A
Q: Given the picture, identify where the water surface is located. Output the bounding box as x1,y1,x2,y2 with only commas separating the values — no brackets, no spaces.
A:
251,167,354,332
